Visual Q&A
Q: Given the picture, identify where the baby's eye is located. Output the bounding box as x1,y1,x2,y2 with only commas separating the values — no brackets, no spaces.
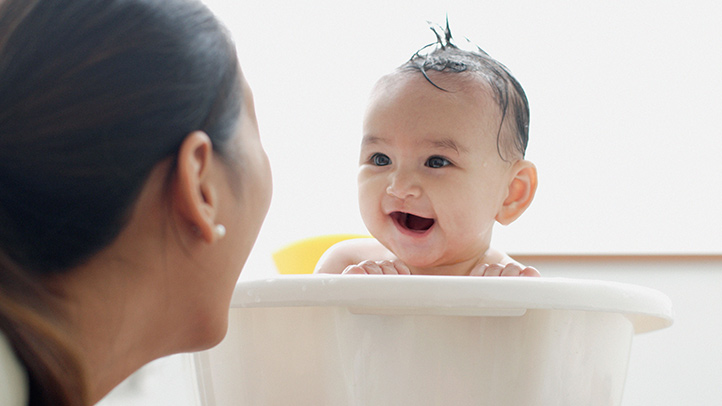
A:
371,153,391,166
425,156,451,168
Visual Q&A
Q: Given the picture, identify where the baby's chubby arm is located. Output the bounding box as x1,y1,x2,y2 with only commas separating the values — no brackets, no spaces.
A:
314,238,404,274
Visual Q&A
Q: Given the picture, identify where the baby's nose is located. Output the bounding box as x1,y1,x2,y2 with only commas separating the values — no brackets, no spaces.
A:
386,170,421,199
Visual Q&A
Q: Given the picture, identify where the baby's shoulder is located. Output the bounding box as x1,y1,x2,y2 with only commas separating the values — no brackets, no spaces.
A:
314,237,394,274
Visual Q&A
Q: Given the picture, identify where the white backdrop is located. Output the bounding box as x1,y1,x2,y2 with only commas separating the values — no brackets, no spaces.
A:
201,0,722,277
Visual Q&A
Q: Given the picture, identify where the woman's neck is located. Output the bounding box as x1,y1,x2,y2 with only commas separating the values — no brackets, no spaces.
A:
47,257,164,404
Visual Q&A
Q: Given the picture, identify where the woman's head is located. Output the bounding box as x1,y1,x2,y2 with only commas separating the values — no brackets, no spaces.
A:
0,0,271,403
0,0,243,273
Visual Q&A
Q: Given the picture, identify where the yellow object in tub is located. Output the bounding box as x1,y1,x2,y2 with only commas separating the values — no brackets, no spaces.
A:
272,234,370,274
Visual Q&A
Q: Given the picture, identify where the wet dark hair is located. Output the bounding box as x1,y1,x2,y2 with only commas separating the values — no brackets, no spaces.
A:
401,20,530,160
0,0,242,404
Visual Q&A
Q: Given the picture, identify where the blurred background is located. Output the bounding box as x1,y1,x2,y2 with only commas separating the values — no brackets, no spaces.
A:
98,0,721,404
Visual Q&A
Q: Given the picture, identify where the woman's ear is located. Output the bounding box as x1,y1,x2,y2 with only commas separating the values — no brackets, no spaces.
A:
495,160,538,226
172,131,220,243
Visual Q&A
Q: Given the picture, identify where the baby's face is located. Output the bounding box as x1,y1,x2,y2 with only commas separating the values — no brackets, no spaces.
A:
358,71,516,271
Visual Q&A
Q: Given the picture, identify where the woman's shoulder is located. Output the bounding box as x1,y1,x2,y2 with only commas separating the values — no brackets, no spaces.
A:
0,331,29,406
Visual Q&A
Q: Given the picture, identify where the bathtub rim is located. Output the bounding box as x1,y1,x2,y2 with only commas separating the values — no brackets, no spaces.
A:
231,275,673,334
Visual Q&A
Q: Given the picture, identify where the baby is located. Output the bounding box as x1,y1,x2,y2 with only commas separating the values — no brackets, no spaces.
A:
316,22,539,277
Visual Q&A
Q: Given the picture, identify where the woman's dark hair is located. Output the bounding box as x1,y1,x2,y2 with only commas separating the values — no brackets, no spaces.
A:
0,0,242,404
401,20,530,161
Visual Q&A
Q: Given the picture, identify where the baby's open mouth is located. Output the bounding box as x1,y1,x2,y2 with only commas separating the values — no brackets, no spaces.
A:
390,211,435,232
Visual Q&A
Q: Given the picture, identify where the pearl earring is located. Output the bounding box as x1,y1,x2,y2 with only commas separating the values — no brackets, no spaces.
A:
214,224,227,239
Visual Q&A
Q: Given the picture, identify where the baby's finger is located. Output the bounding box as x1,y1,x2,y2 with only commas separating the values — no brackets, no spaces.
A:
358,260,383,274
521,266,541,277
377,260,400,274
392,260,411,275
500,263,524,276
469,264,489,276
342,265,367,274
482,264,504,277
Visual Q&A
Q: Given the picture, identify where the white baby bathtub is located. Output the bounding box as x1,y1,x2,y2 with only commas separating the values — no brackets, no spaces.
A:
194,275,673,406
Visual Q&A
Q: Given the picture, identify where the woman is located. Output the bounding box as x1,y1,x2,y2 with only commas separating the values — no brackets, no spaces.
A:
0,0,272,404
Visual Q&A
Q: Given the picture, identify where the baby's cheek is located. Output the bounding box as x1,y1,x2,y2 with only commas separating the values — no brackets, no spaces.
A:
444,212,494,241
358,203,383,237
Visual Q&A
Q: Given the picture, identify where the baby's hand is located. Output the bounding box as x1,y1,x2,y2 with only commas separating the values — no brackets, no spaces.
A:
469,263,540,277
342,259,411,275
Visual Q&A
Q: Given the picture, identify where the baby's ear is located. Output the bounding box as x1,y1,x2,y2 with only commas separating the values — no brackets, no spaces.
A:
495,160,538,225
